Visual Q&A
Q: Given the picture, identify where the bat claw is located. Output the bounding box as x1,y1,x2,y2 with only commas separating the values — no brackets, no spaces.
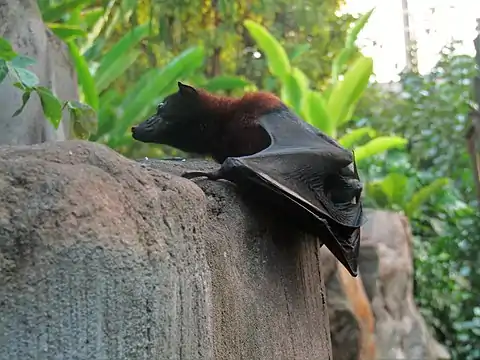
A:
181,170,223,181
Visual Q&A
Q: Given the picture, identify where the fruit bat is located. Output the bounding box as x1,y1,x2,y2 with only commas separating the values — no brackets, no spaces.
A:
131,82,365,276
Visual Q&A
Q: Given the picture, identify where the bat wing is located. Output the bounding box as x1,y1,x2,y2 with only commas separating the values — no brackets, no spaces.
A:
237,111,365,228
219,156,361,276
215,111,365,275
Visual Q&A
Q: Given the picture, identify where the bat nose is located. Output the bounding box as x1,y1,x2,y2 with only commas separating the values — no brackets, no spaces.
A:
131,126,136,133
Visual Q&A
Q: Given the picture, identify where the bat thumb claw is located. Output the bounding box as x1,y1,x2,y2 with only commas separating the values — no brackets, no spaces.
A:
181,170,223,181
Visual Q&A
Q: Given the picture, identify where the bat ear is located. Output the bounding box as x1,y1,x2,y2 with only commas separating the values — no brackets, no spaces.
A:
177,82,198,97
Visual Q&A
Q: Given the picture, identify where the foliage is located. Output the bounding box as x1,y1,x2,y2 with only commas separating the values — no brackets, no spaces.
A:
355,43,480,360
37,0,358,158
243,13,408,162
0,36,94,137
365,171,449,218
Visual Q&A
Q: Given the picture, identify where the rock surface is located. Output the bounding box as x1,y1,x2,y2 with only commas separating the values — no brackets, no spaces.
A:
0,0,76,146
324,209,451,360
0,140,332,360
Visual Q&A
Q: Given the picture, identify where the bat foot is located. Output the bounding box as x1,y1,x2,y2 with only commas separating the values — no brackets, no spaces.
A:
181,170,223,181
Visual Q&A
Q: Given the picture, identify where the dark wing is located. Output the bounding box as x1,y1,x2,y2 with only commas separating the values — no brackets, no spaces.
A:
220,156,361,276
236,111,364,228
217,110,364,276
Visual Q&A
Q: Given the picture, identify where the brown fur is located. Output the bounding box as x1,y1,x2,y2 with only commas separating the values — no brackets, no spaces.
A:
196,90,284,162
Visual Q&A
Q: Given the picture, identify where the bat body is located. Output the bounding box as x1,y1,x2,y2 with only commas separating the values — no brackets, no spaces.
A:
132,82,365,276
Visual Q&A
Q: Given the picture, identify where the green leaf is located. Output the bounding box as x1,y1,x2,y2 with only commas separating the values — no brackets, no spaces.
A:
41,0,94,22
345,8,375,48
95,24,151,84
13,67,39,87
331,47,355,83
95,49,141,92
405,178,450,218
0,59,8,83
202,76,253,92
281,70,305,114
47,23,87,41
67,40,99,110
354,136,408,162
35,86,63,129
113,46,205,143
289,43,310,61
327,56,373,126
378,173,409,208
12,90,32,117
66,100,98,139
0,37,17,61
303,90,335,136
10,55,36,68
243,20,290,80
338,127,377,148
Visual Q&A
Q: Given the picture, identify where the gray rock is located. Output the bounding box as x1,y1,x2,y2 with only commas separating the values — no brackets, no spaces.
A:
0,140,332,360
0,0,77,146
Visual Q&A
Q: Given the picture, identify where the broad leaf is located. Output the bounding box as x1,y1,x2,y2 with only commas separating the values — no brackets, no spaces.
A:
243,20,290,80
10,55,36,68
338,127,376,148
0,60,8,83
281,69,307,114
12,90,32,117
331,47,355,83
67,40,99,110
327,56,373,126
66,100,98,139
354,136,408,162
0,37,17,60
303,90,334,136
41,0,94,22
405,178,450,218
35,86,63,128
378,173,409,208
202,76,253,92
47,23,87,41
13,67,39,87
95,49,141,92
345,9,375,48
95,24,151,83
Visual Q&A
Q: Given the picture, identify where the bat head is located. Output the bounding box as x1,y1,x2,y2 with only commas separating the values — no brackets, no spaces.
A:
131,82,205,153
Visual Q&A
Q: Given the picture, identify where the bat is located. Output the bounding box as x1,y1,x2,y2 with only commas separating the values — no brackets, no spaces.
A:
131,82,365,276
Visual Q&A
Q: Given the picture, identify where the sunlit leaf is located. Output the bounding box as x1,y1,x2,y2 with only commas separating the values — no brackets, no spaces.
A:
0,37,17,60
67,40,99,110
47,23,87,41
95,24,151,86
202,76,253,92
345,8,375,48
243,20,290,80
281,70,305,113
338,127,376,148
303,90,334,136
354,136,408,162
95,50,141,92
41,0,94,22
327,56,373,126
35,86,63,128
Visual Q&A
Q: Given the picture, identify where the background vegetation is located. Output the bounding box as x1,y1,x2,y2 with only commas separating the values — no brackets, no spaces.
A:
1,0,479,358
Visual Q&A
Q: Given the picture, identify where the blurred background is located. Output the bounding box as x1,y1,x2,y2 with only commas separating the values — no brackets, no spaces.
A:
1,0,479,358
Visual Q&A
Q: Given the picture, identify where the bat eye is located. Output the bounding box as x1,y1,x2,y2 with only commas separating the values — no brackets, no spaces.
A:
156,101,166,113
